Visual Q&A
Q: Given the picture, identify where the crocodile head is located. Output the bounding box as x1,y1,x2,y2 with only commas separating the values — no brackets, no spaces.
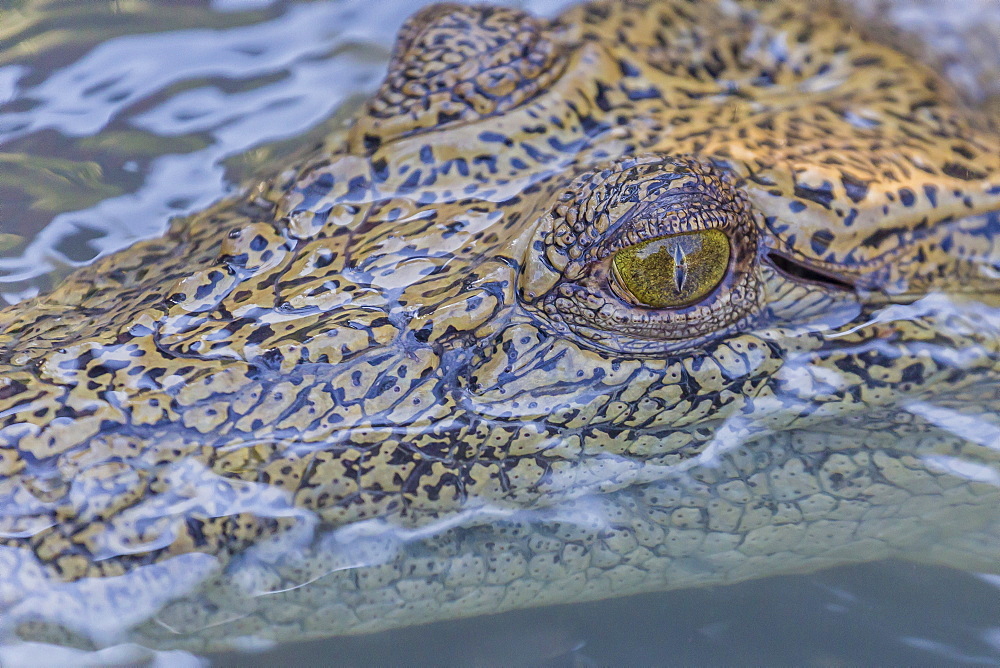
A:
1,0,999,651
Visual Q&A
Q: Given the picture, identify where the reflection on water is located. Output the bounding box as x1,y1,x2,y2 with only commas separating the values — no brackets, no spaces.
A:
0,0,403,303
203,562,1000,666
0,0,999,665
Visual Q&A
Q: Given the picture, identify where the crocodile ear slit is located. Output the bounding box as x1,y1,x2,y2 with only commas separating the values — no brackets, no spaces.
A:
764,251,857,292
350,3,567,152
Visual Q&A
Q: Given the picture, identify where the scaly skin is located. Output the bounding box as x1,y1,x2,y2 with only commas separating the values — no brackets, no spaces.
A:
1,0,1000,651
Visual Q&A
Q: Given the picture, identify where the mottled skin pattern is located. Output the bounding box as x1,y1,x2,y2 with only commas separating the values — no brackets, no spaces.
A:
1,0,1000,651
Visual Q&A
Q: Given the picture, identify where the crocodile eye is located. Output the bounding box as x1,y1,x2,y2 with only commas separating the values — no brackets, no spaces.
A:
610,229,730,308
521,155,763,353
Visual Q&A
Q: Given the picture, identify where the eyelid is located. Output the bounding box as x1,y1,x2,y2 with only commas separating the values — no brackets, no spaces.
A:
566,205,738,278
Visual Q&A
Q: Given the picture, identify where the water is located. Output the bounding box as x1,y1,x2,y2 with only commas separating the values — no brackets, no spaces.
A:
1,0,999,664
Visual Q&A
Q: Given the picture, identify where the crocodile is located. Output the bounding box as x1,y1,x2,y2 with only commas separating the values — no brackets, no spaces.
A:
1,0,1000,652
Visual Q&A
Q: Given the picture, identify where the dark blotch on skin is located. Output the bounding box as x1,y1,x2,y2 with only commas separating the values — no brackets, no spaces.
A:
841,173,870,203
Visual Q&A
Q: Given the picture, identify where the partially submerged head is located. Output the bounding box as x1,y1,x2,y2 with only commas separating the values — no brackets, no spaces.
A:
0,0,999,650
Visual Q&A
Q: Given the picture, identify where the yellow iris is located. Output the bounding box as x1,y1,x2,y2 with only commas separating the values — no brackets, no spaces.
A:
610,229,730,308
